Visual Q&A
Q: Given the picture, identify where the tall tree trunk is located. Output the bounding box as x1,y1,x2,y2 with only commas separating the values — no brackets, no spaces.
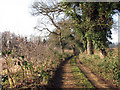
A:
87,40,94,55
99,48,107,59
71,44,80,56
72,44,76,56
59,32,64,54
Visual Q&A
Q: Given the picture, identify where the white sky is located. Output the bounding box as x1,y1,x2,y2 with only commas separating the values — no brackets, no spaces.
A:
111,13,118,43
0,0,119,43
0,0,39,36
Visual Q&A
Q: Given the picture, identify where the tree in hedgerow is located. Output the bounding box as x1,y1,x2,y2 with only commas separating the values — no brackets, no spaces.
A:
61,2,120,58
31,0,67,54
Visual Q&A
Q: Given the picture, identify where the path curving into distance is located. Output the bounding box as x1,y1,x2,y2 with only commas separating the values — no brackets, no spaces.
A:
47,56,76,88
46,56,118,88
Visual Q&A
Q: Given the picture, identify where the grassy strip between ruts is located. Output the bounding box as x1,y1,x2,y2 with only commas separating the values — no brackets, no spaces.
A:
70,56,95,88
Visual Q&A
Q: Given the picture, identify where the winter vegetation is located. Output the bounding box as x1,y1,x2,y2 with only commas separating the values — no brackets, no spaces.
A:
1,0,120,89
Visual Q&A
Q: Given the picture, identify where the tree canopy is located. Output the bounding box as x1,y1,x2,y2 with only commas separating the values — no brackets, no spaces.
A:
31,1,120,58
61,2,120,57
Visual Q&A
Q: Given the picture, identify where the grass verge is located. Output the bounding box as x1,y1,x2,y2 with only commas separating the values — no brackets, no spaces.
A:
70,56,94,88
79,48,119,87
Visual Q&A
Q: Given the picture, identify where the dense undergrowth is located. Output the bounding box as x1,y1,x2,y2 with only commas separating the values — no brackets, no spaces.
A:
1,31,72,89
70,56,94,88
1,51,70,89
1,31,119,88
79,48,119,87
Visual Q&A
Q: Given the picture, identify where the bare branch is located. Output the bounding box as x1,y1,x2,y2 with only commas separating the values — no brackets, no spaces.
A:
34,26,59,35
46,14,61,30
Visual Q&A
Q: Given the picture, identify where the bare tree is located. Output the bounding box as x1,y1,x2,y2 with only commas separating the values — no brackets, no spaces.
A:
31,0,66,53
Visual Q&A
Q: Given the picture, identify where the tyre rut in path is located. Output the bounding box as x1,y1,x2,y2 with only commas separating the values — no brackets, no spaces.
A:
76,57,118,88
47,56,76,88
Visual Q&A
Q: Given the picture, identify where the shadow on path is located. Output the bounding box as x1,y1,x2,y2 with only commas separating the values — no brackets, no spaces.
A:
47,55,73,88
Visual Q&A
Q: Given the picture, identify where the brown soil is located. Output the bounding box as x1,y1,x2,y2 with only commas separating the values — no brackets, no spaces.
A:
46,55,119,89
47,56,77,88
76,57,119,88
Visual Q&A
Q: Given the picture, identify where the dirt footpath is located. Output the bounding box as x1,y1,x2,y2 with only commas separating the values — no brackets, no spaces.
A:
47,57,76,88
46,56,119,89
76,57,118,88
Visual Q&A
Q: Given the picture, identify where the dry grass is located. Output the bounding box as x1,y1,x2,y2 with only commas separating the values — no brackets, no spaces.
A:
1,31,69,88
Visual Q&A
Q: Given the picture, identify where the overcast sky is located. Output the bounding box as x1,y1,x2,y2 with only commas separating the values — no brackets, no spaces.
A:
0,0,118,43
0,0,39,36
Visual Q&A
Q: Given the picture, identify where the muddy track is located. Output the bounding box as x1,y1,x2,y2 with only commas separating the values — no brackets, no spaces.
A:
75,56,118,88
47,56,77,88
